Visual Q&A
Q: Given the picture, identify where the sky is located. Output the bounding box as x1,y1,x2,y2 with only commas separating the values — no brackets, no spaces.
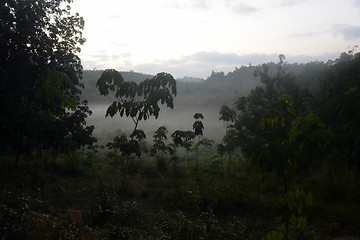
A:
71,0,360,79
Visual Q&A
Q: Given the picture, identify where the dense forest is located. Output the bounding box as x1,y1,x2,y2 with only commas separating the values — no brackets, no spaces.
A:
1,1,360,239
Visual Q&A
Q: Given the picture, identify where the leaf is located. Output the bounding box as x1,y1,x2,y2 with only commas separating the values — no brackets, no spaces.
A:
130,107,138,118
96,69,124,96
120,108,125,117
106,101,119,117
133,129,146,141
193,112,204,120
138,112,143,121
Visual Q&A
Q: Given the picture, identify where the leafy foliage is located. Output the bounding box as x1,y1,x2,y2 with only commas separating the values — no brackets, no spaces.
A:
97,69,177,191
289,114,333,172
0,0,95,163
193,113,204,137
222,56,302,164
171,130,195,151
315,49,360,169
97,69,176,121
97,69,176,160
151,126,168,157
219,105,236,125
107,135,142,158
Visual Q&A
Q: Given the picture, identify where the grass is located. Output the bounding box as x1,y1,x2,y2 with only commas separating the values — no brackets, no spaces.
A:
1,149,360,239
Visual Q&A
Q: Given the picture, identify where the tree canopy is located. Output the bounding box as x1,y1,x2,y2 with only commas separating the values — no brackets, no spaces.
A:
0,0,95,164
315,49,360,169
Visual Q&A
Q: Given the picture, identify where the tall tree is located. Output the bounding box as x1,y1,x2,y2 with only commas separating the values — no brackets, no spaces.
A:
96,69,176,189
231,56,301,160
0,0,95,173
315,48,360,170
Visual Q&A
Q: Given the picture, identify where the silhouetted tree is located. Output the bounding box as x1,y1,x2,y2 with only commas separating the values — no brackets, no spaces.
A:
219,105,236,130
96,69,176,189
0,0,95,178
151,126,169,159
193,113,204,165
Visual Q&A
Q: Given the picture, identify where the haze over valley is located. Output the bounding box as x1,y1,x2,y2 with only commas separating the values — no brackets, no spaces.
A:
82,60,327,144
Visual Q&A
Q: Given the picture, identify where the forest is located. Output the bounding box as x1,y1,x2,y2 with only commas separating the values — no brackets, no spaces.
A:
1,1,360,239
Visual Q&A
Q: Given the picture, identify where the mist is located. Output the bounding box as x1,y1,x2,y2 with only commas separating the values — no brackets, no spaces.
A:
82,60,326,146
87,103,226,145
81,68,260,145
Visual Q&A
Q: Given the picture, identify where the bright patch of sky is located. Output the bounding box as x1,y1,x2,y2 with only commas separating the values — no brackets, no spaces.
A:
71,0,360,78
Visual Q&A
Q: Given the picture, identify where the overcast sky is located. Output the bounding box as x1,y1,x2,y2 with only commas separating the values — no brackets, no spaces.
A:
71,0,360,78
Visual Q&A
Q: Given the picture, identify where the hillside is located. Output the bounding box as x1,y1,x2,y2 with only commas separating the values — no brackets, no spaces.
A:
81,61,327,110
81,61,328,143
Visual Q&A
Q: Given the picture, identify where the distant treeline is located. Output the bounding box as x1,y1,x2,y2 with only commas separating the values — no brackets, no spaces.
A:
81,60,328,111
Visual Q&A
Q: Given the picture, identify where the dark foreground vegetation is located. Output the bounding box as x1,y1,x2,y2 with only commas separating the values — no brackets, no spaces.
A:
1,0,360,239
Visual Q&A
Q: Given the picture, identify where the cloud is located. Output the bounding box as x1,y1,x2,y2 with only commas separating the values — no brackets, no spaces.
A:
289,31,326,38
162,1,181,9
130,51,339,79
192,0,211,9
333,24,360,40
285,52,340,63
81,51,341,79
163,0,211,10
191,52,278,64
223,0,258,14
281,0,308,7
163,0,257,14
120,53,132,58
89,54,113,61
109,42,130,47
290,24,360,41
354,0,360,8
230,3,258,14
132,52,279,78
81,60,99,70
89,54,122,62
109,14,120,19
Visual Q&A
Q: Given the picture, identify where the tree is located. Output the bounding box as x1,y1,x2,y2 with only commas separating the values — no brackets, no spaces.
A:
289,114,333,173
193,113,204,136
217,128,238,171
96,69,177,189
219,105,236,129
151,126,170,174
169,129,194,185
197,137,214,159
193,113,204,165
232,56,301,160
171,130,195,153
151,126,168,159
0,0,95,176
218,105,238,169
315,48,360,170
96,69,176,133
